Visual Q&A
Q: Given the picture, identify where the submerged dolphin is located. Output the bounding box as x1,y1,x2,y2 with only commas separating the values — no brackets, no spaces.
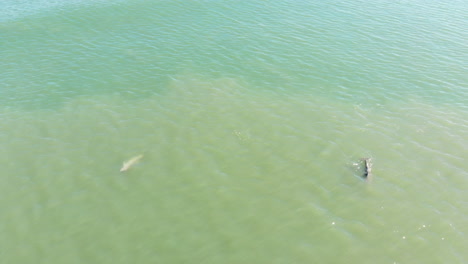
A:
120,154,144,172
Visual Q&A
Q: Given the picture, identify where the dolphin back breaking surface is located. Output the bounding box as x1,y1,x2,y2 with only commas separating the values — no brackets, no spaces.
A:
361,157,372,181
120,154,144,172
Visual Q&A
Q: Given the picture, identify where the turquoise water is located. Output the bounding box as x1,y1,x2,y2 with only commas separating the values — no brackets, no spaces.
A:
1,1,467,263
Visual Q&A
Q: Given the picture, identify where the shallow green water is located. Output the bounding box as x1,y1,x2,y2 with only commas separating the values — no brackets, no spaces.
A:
1,1,467,263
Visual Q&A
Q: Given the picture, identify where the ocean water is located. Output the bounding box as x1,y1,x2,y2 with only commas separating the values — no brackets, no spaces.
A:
1,1,467,263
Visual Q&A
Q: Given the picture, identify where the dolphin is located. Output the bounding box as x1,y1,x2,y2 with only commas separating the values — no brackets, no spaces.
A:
361,157,372,180
120,154,144,172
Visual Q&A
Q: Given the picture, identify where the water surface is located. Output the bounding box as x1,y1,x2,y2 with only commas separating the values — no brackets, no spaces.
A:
1,1,467,263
